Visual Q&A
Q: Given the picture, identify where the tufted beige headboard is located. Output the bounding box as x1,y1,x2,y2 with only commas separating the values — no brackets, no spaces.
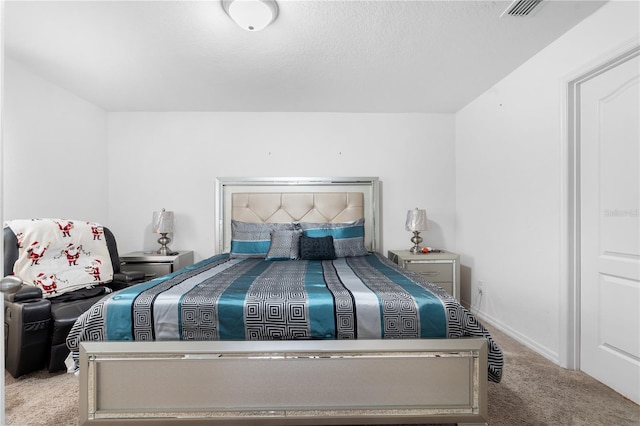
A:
215,177,380,254
231,192,364,223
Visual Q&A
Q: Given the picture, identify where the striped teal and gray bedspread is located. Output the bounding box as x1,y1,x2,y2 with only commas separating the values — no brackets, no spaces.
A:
67,253,503,382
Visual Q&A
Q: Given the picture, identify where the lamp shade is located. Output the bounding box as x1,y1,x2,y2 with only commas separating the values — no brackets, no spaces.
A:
152,209,174,234
405,209,428,232
222,0,278,31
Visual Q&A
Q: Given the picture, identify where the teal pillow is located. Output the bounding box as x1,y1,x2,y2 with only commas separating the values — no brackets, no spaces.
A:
299,218,368,257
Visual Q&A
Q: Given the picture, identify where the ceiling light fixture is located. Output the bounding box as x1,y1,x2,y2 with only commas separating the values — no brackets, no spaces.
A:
222,0,278,31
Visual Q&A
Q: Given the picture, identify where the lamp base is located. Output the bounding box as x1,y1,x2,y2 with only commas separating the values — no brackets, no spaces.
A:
409,231,423,254
157,233,173,256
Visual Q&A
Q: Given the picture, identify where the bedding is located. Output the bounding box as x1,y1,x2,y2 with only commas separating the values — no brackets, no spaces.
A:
67,252,503,383
229,221,295,258
299,218,369,257
264,229,302,260
299,235,336,260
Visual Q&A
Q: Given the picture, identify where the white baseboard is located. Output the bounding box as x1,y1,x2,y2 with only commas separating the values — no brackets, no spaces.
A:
470,308,561,366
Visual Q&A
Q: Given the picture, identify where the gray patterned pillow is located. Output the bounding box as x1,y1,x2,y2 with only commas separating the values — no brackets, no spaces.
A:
265,229,302,261
230,221,295,258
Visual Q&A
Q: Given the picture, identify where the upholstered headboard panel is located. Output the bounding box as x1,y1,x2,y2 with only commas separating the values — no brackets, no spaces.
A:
231,192,364,224
216,177,380,254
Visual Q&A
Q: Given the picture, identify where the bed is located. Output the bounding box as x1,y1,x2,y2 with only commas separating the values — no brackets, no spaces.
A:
68,177,503,425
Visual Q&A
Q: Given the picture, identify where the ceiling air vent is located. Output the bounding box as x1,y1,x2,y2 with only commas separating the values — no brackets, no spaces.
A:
501,0,543,17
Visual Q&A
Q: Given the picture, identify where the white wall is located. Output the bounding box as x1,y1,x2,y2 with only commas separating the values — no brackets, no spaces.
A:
455,0,639,363
107,112,456,260
2,58,109,223
7,0,636,373
2,57,456,271
2,59,108,422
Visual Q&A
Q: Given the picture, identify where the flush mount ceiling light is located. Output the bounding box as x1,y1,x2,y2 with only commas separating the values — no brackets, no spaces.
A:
222,0,279,31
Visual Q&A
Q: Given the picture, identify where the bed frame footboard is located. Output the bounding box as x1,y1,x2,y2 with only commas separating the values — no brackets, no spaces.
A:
79,338,488,425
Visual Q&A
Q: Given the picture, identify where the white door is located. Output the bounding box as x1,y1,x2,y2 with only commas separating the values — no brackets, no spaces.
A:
580,51,640,404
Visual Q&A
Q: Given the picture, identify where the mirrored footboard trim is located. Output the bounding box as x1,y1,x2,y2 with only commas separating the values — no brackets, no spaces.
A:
80,339,488,425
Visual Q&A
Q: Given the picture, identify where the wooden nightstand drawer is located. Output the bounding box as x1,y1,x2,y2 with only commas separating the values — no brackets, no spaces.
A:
387,250,460,300
434,281,454,296
120,251,194,281
121,262,172,277
404,262,453,283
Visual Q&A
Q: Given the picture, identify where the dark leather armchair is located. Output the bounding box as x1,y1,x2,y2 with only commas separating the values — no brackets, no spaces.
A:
2,224,145,377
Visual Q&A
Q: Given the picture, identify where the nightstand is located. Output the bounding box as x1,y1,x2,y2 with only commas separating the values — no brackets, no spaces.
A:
387,250,460,300
120,251,194,280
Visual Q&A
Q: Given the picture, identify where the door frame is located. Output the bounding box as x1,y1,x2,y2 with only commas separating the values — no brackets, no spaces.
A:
561,42,639,370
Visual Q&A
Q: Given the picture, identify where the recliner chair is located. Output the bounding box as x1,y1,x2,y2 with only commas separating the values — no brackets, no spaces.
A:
2,223,145,377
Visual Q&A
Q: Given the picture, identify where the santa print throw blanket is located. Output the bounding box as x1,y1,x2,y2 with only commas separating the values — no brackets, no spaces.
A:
5,219,114,298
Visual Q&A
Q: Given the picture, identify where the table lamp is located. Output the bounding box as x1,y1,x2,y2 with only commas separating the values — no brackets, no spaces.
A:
152,208,175,255
405,208,428,253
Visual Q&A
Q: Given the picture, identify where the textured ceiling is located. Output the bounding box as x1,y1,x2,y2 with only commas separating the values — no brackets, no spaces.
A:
4,0,606,113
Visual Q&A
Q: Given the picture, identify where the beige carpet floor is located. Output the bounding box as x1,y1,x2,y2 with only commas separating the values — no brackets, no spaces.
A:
5,324,640,425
